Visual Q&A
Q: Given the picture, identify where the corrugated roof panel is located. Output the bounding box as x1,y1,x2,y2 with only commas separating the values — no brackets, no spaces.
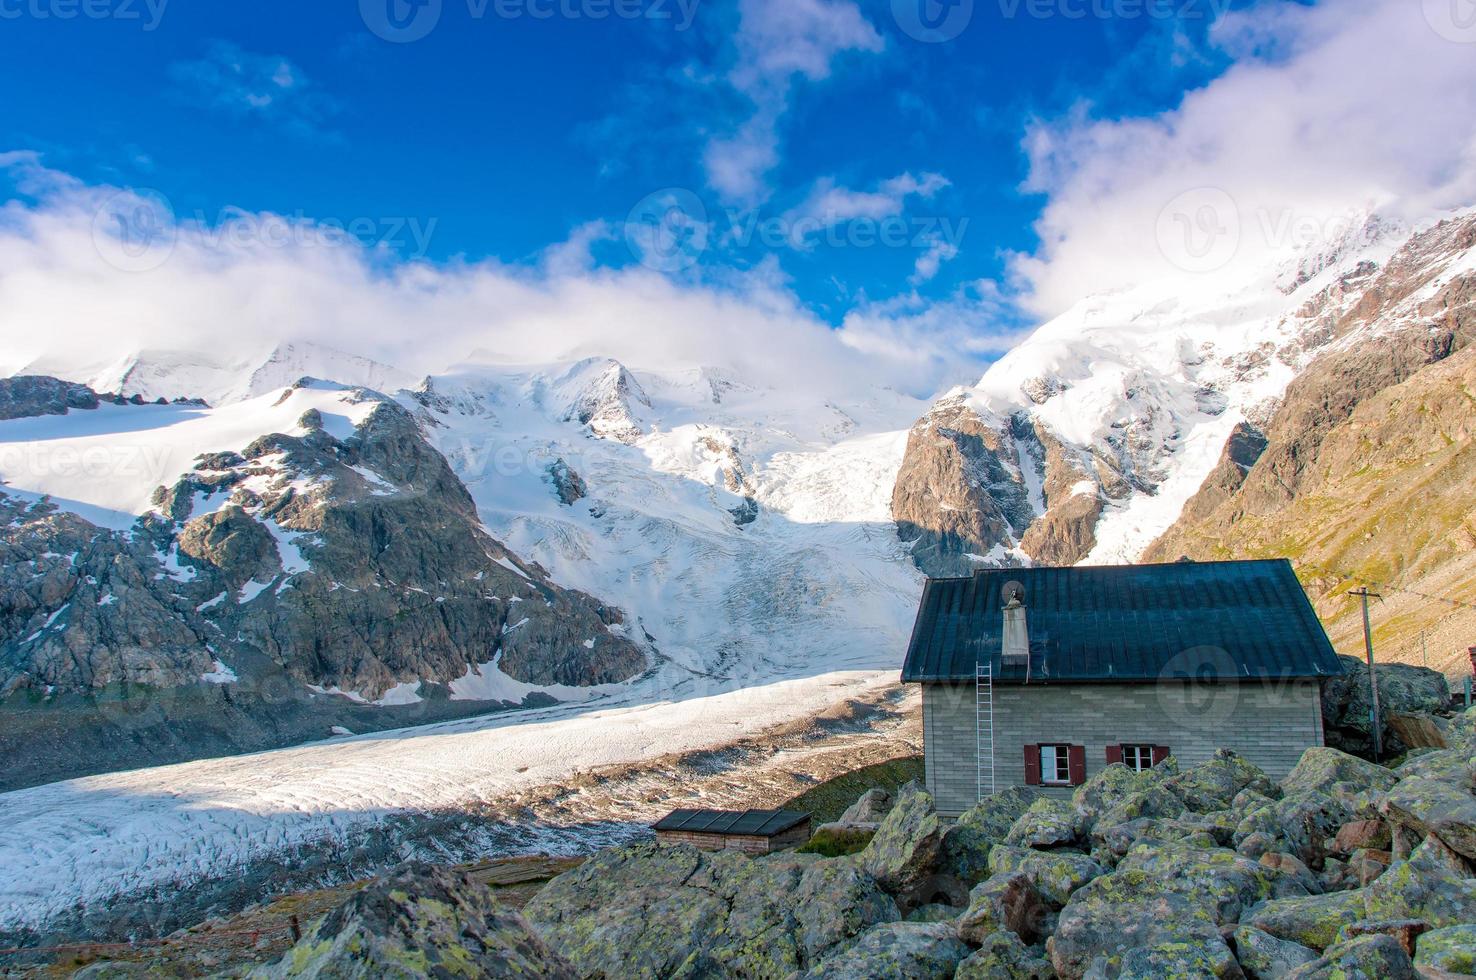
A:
899,559,1344,684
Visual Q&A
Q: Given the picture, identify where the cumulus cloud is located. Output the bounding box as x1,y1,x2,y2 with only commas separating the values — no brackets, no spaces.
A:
704,0,884,205
0,155,1000,401
776,171,950,249
1014,0,1476,316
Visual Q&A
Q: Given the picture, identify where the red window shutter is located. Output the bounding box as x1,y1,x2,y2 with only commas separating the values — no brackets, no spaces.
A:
1068,744,1087,786
1024,745,1041,786
1105,744,1123,765
1151,745,1171,765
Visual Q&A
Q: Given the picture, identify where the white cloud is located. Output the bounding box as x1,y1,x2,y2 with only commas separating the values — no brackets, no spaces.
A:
704,0,884,205
779,171,950,248
1013,0,1476,316
910,234,959,285
169,42,336,136
0,157,1004,401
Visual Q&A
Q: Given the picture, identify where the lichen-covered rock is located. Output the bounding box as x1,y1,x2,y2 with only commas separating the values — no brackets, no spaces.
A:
1282,933,1417,979
1117,842,1306,921
1046,868,1232,980
1092,785,1186,835
942,786,1038,884
954,931,1055,980
1258,852,1323,896
1280,748,1399,801
1166,749,1278,813
800,921,969,979
860,782,946,896
840,787,896,826
1332,819,1391,855
1361,835,1476,928
1107,938,1242,979
905,903,960,923
988,846,1104,907
1241,889,1369,951
1320,654,1450,757
1006,796,1084,849
956,871,1048,945
1394,748,1476,788
799,823,875,857
524,842,896,977
1232,925,1319,979
1414,924,1476,975
1334,918,1428,956
1382,775,1476,860
1071,761,1174,828
249,863,575,979
1234,793,1353,870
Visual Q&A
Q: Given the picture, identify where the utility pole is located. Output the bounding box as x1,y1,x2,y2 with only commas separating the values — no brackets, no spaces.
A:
1350,588,1382,760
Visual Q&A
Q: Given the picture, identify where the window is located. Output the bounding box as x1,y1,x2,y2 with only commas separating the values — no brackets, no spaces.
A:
1039,744,1073,784
1121,744,1155,773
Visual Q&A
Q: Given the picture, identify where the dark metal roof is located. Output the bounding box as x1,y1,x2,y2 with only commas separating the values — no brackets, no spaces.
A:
651,808,811,837
901,559,1344,684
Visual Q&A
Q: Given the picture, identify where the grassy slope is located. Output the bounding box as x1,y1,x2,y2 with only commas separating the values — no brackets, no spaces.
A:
783,755,924,824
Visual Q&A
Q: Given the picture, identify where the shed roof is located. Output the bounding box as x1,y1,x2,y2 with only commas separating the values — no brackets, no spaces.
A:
901,559,1344,684
651,808,811,837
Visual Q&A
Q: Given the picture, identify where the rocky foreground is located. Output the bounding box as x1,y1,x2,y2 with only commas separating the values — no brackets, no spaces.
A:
150,709,1476,978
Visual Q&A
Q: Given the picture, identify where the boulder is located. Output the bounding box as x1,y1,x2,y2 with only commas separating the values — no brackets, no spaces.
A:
1382,776,1476,860
1116,842,1306,921
1344,848,1392,887
942,787,1039,884
1320,655,1450,757
956,871,1048,945
524,842,896,977
799,921,969,979
248,863,576,979
1232,925,1319,979
1234,792,1353,870
1071,761,1170,827
1280,747,1399,801
1241,889,1369,951
1091,785,1186,836
1394,748,1476,788
1387,712,1449,750
1166,749,1278,813
860,782,946,896
987,846,1105,907
1361,835,1476,928
905,903,960,923
1282,933,1417,979
1046,868,1233,980
1094,815,1227,860
1413,924,1476,976
1107,939,1243,979
954,931,1055,980
1005,796,1084,849
840,787,895,825
799,823,875,857
1332,819,1391,855
1334,918,1428,956
1258,852,1323,895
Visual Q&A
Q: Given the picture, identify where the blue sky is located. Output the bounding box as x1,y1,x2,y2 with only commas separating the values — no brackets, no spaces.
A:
0,0,1238,314
2,0,1470,396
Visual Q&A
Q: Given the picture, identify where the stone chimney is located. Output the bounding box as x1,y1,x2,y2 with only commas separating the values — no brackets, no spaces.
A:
1002,586,1029,668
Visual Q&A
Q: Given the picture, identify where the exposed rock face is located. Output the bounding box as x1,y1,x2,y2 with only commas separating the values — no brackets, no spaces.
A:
0,380,646,789
545,457,586,505
249,863,576,979
1320,655,1451,757
560,358,652,444
0,375,99,420
523,842,898,977
859,782,947,898
1148,215,1476,670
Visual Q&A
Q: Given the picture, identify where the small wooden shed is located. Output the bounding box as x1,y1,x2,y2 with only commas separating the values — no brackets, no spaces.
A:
652,808,812,854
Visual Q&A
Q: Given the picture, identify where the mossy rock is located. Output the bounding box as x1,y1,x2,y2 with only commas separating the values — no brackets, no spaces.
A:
1414,924,1476,975
798,824,875,857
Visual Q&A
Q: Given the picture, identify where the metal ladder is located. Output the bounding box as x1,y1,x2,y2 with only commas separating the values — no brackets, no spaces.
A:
976,663,995,800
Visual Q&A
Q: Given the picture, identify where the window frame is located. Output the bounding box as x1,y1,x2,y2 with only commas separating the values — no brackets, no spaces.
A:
1120,743,1156,773
1038,743,1074,785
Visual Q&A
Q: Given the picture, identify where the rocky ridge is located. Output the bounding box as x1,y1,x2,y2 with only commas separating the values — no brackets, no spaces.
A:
0,376,646,790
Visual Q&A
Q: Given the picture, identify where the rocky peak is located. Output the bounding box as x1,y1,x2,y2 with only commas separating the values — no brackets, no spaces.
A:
558,358,653,444
0,375,99,420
